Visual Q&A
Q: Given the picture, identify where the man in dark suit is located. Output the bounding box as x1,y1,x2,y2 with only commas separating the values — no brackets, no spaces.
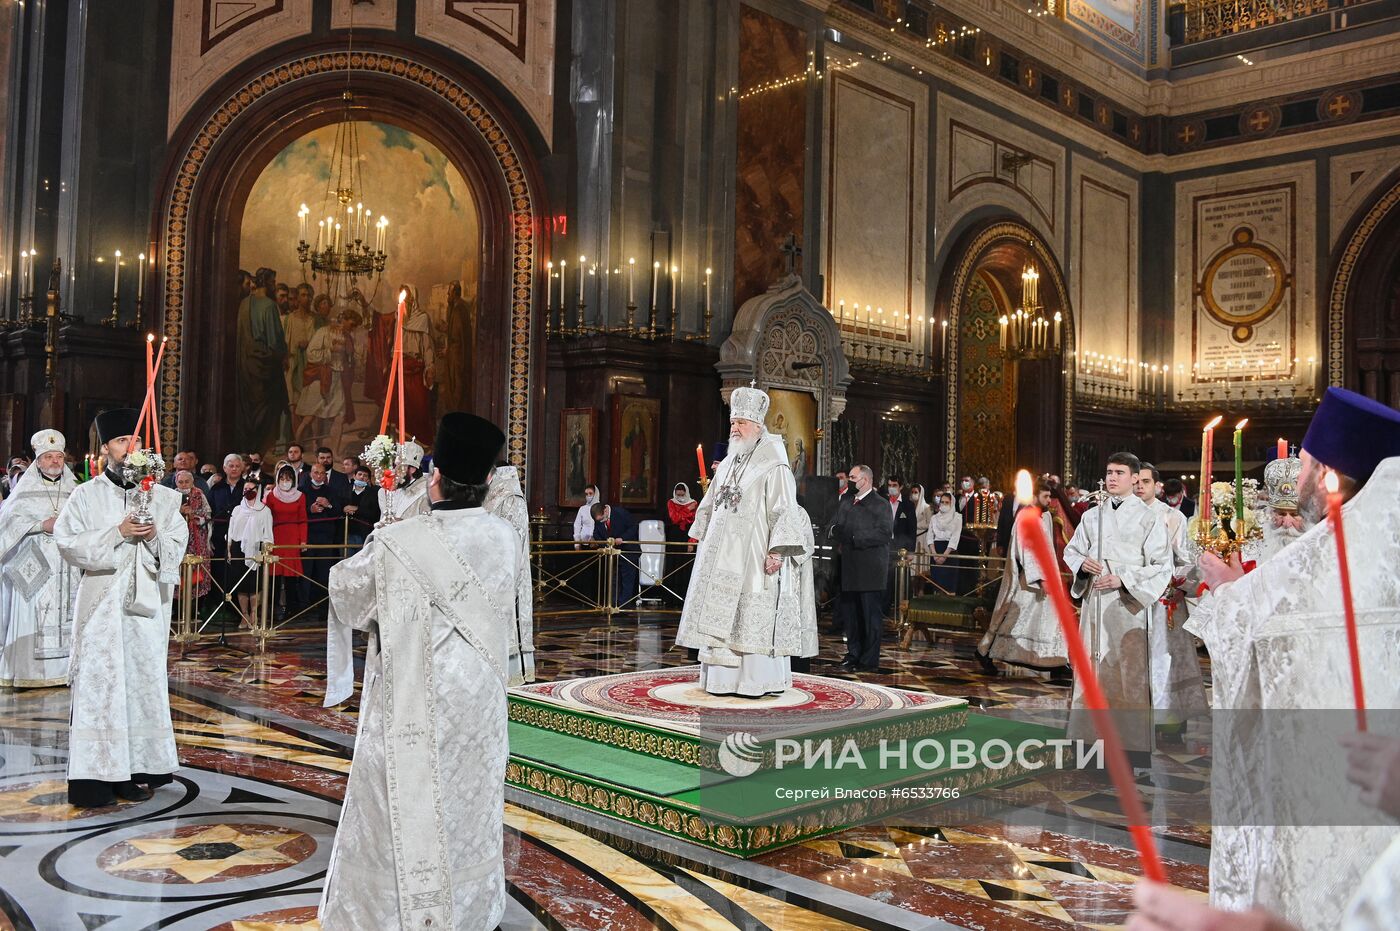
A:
1162,478,1195,518
591,502,640,607
159,450,209,493
885,475,919,613
313,446,351,498
205,452,248,604
833,464,893,671
300,461,346,618
344,464,380,547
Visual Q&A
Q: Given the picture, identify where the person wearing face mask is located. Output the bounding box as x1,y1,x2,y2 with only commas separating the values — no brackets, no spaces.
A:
54,409,188,806
226,473,273,628
835,470,854,502
1160,478,1195,519
573,484,601,546
345,466,380,547
955,475,975,513
925,491,963,595
174,470,213,601
0,429,82,687
267,463,308,621
300,462,346,618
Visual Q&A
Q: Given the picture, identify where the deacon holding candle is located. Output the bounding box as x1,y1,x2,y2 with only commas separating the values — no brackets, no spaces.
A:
1062,451,1174,761
1191,387,1400,929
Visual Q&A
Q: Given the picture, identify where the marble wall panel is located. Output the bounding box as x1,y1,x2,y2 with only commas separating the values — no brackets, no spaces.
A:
936,93,1066,264
733,5,807,308
332,0,398,30
1070,160,1138,369
1172,162,1318,400
418,1,556,146
821,62,928,343
168,1,311,137
1329,144,1400,247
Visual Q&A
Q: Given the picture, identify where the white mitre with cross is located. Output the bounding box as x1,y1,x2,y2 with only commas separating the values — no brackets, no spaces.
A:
729,381,769,424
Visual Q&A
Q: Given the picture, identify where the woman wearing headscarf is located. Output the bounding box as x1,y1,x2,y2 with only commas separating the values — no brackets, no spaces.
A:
911,483,933,595
926,490,963,595
226,472,273,628
666,482,699,598
265,462,307,620
174,470,212,599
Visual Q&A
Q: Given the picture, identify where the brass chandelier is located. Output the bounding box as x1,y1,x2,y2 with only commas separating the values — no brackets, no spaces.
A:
998,261,1061,360
295,18,387,295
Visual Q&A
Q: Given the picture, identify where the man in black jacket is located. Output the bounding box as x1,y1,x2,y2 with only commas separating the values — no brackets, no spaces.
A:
833,465,893,671
344,464,380,546
300,461,346,618
885,475,919,613
591,502,641,606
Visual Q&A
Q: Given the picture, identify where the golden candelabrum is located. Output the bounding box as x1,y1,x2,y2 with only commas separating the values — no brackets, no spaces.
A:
1187,495,1264,561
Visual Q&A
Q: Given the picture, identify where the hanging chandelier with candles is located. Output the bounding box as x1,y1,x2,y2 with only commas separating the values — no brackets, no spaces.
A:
295,17,387,296
998,259,1061,360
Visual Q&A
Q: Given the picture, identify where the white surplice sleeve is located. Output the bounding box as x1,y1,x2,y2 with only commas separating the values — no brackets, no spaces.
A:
1117,514,1173,611
53,487,125,573
325,538,380,706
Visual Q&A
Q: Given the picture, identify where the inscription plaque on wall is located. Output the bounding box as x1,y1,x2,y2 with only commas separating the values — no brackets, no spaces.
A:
1191,185,1295,376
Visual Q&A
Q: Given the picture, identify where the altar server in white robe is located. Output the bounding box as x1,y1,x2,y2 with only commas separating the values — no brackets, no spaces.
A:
676,384,818,697
978,478,1067,670
321,412,532,931
482,464,534,682
0,429,80,687
1063,450,1173,757
54,409,187,806
1135,462,1208,733
1181,388,1400,931
377,439,429,524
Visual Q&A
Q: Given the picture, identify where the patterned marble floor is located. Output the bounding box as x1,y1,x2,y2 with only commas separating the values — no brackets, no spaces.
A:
0,618,1210,930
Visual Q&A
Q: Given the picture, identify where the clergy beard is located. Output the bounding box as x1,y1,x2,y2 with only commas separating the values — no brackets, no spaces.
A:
39,466,63,480
1299,486,1326,527
728,431,761,458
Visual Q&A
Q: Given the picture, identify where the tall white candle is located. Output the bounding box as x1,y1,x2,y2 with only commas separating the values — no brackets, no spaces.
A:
651,261,660,310
545,261,554,311
577,256,586,303
113,251,121,299
670,265,678,318
628,257,636,304
355,204,363,241
704,267,712,317
137,253,145,301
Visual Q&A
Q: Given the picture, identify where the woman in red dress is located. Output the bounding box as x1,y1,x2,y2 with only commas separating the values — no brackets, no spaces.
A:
265,462,307,620
665,483,699,601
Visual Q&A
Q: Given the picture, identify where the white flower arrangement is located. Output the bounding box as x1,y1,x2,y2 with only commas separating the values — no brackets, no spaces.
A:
127,450,150,469
363,434,398,471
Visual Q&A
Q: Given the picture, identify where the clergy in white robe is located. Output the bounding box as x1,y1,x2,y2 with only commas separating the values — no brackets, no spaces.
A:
0,430,80,687
1062,452,1173,755
978,482,1067,669
676,386,817,697
1257,452,1305,564
1185,389,1400,931
1136,463,1208,728
321,412,531,931
482,465,534,682
377,440,430,524
53,409,188,806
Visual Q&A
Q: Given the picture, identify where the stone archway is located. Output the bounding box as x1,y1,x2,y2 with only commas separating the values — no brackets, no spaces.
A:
1328,169,1400,405
937,218,1076,485
716,274,853,475
152,45,544,471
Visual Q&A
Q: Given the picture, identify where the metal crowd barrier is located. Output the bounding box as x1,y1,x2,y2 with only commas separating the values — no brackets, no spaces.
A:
530,538,699,621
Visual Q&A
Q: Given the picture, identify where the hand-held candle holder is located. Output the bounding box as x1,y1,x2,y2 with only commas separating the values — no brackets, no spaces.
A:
121,451,165,525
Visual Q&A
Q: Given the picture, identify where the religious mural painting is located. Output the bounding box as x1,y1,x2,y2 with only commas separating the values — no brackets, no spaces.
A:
237,121,481,459
958,273,1016,491
558,408,597,507
764,389,816,477
610,395,660,507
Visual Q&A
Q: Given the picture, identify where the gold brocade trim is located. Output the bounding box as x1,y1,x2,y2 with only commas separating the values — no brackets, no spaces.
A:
508,696,969,772
1329,176,1400,388
505,753,1053,858
159,49,535,469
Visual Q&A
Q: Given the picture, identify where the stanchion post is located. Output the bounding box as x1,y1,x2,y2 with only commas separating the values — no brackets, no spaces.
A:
602,541,618,623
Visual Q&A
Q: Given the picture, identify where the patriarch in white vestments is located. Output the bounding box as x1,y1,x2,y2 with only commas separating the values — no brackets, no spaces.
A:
321,412,532,931
54,408,187,807
675,385,817,697
0,429,80,687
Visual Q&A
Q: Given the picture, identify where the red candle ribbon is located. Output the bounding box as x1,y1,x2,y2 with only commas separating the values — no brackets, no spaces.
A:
1013,471,1167,883
1326,470,1366,731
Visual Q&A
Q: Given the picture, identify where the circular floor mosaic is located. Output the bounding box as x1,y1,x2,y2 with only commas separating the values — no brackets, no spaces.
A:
96,821,316,885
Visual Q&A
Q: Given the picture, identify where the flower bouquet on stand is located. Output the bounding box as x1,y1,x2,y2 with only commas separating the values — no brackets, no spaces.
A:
363,434,403,525
120,448,166,525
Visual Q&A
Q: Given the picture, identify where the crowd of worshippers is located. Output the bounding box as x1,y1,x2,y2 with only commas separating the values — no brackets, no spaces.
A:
1,440,429,625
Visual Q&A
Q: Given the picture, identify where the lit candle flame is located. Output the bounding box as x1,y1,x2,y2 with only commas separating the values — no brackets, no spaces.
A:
1235,418,1249,430
1324,470,1339,494
146,333,155,344
398,289,407,304
1203,415,1223,431
1014,469,1033,506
